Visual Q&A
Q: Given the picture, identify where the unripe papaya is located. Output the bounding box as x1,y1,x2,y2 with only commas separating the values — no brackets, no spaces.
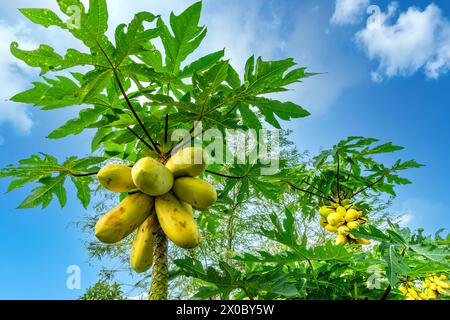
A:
155,193,200,249
97,164,136,192
165,147,208,177
132,157,174,196
95,193,154,244
173,177,217,209
327,211,345,227
335,234,348,245
319,206,335,218
130,212,157,273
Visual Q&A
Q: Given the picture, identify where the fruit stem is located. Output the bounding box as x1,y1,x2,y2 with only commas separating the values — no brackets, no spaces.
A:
149,223,169,300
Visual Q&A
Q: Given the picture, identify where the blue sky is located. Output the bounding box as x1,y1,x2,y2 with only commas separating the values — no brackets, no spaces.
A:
0,0,449,299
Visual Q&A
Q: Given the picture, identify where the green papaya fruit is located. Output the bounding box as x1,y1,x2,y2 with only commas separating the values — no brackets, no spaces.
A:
132,157,174,196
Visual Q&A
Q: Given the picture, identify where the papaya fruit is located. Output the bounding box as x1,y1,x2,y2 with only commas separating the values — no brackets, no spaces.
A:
327,211,345,227
324,224,338,232
95,193,154,244
130,211,157,273
155,192,200,249
356,238,371,245
345,209,360,222
97,164,136,192
165,147,208,177
180,200,194,215
319,206,335,218
336,206,347,217
132,157,174,196
319,216,328,228
172,177,217,209
347,221,360,230
337,225,350,235
335,234,348,245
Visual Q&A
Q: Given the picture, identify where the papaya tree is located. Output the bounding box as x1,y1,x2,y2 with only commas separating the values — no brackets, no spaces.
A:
1,1,449,301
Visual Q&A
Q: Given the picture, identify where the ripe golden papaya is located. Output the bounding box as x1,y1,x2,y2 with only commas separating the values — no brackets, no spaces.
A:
319,206,335,218
319,216,328,228
97,164,136,192
338,225,350,235
347,221,360,230
327,211,345,227
95,193,154,244
426,288,437,299
130,212,157,273
180,200,194,215
165,147,208,177
356,238,371,245
172,177,217,209
324,224,338,232
155,192,200,249
132,157,174,196
335,234,348,245
345,209,360,222
336,206,347,217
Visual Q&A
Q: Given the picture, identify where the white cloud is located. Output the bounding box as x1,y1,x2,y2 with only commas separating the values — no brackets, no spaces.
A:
356,3,450,81
0,22,35,136
331,0,370,25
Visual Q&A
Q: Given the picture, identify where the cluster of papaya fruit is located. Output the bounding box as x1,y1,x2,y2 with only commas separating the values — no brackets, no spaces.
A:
94,147,217,273
399,274,449,300
318,199,370,245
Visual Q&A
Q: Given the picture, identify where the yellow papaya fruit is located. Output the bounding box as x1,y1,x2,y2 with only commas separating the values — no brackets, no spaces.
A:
356,238,371,245
97,164,136,192
338,225,350,235
399,286,408,294
319,206,335,218
335,234,348,245
180,200,194,215
426,288,437,299
165,147,208,177
434,279,449,289
155,193,200,249
130,212,157,273
336,206,347,217
439,274,447,281
345,209,360,222
319,216,328,228
419,292,428,300
347,221,360,230
341,199,350,206
132,157,174,196
324,224,338,232
95,193,154,244
172,177,217,209
327,211,345,227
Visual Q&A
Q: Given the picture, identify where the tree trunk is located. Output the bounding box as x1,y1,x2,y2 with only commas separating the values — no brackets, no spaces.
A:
149,222,168,300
